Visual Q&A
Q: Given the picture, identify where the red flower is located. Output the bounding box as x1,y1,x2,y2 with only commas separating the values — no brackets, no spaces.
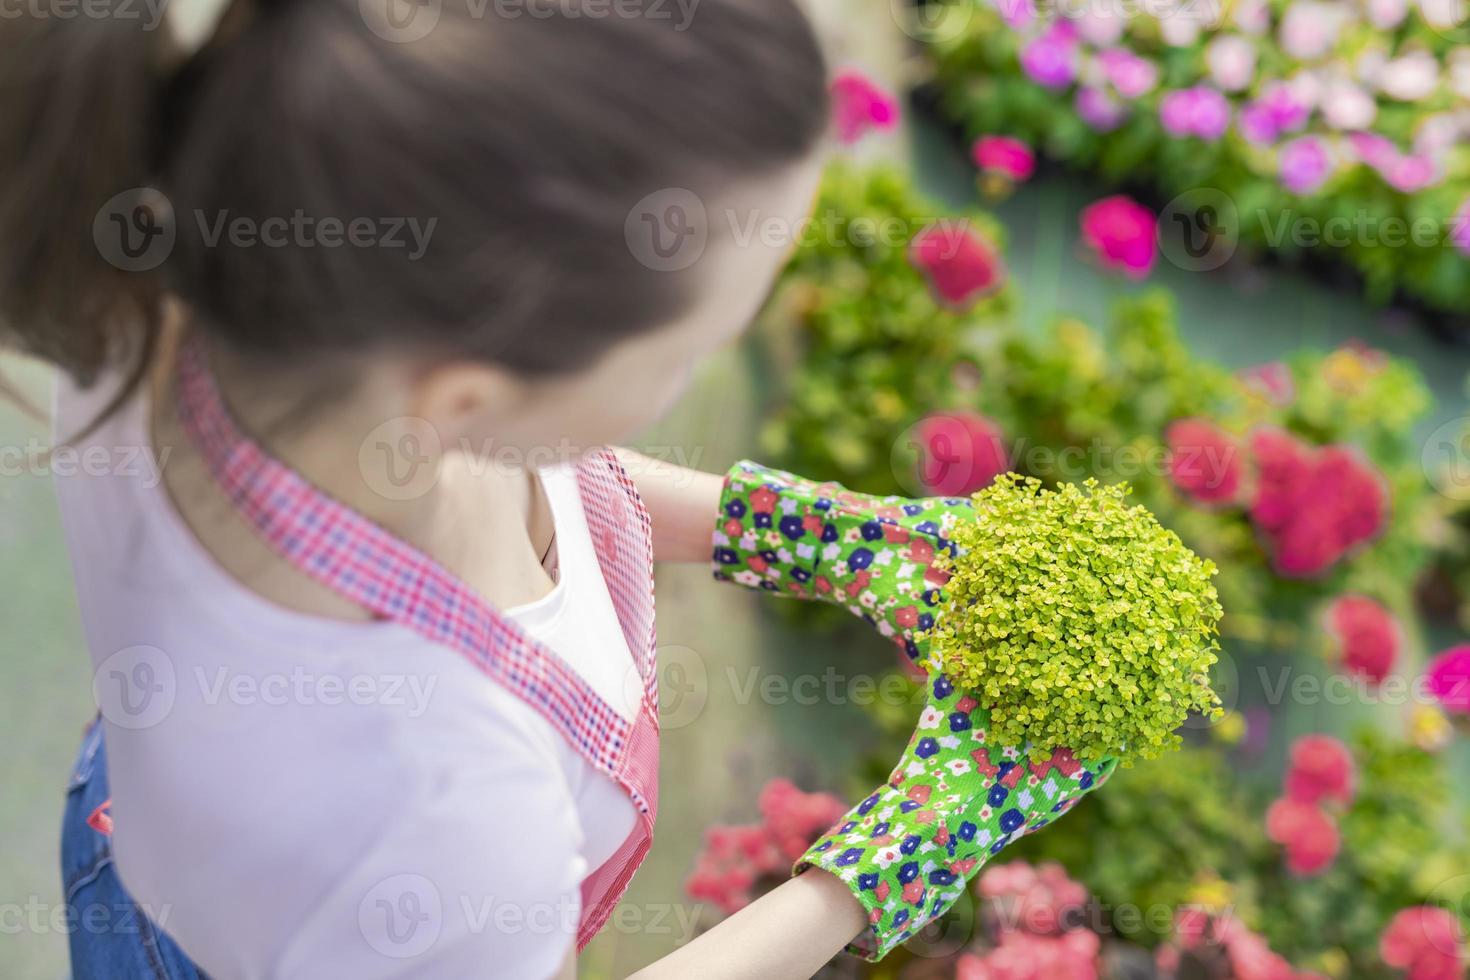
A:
1166,418,1244,505
1265,797,1340,876
1381,906,1466,980
1323,595,1400,684
1284,734,1355,806
1079,195,1157,279
972,135,1037,182
914,411,1009,497
909,222,1007,309
1424,645,1470,715
830,70,899,144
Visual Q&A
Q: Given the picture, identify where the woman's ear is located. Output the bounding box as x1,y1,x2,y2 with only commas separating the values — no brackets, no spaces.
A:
409,360,529,450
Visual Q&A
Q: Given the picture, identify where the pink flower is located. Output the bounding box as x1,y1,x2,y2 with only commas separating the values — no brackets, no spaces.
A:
972,135,1036,182
1324,595,1400,684
1239,361,1296,407
992,0,1037,30
1381,153,1441,192
1167,418,1244,505
1266,797,1340,875
909,222,1007,309
1206,35,1257,91
1071,8,1124,45
1349,131,1399,169
1079,195,1156,279
1280,136,1333,194
1239,82,1313,144
1381,907,1466,980
1096,48,1159,99
914,411,1009,497
1284,734,1355,806
829,71,899,145
1075,87,1126,131
1020,23,1079,90
1233,0,1272,33
1160,86,1232,140
1248,428,1388,578
1424,645,1470,714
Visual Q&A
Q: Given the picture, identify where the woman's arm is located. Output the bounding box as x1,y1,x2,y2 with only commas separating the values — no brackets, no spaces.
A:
615,448,724,563
628,869,866,980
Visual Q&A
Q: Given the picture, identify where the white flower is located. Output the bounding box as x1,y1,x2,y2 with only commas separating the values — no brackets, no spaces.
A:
739,532,759,551
877,620,895,637
1414,113,1460,157
874,847,902,869
776,547,794,564
1449,49,1470,100
1278,1,1347,60
874,548,895,566
1160,14,1203,48
1418,0,1462,28
938,735,962,749
733,570,762,587
1206,34,1257,91
859,591,878,608
1073,7,1124,45
918,705,944,730
1378,50,1439,101
843,527,861,543
1321,80,1377,129
796,543,815,560
945,759,973,776
1233,0,1272,33
822,543,842,561
897,561,917,580
831,560,849,578
1365,0,1408,28
711,530,731,547
779,496,799,514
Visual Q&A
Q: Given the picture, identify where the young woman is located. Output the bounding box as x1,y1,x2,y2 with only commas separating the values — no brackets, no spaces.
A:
2,1,1112,976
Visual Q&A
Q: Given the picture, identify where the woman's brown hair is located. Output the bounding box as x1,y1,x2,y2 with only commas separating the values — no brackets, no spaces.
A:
0,0,829,395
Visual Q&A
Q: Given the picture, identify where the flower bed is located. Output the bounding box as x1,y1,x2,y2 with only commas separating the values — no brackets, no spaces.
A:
919,0,1470,317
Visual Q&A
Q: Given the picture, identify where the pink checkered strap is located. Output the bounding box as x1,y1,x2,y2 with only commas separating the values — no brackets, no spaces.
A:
171,336,660,950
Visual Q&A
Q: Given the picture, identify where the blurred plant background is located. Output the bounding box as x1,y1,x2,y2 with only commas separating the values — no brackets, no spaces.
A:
3,2,1470,978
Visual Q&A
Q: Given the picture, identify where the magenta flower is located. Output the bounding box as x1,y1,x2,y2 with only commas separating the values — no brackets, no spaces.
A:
1348,131,1398,169
1160,86,1232,140
1020,23,1079,89
1280,136,1333,194
1079,195,1156,279
1425,645,1470,714
829,70,899,145
1096,47,1158,99
914,412,1009,497
1240,82,1312,144
1075,87,1126,132
1381,152,1441,192
1284,734,1355,806
909,222,1007,309
972,135,1036,182
1323,595,1400,684
1166,418,1244,506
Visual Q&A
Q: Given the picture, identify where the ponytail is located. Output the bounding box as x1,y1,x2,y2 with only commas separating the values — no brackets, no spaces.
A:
0,7,167,388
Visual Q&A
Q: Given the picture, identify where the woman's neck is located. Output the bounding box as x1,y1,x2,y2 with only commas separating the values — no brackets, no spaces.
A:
150,330,558,621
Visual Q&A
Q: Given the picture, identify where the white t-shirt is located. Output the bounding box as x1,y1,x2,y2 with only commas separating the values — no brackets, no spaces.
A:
53,377,640,980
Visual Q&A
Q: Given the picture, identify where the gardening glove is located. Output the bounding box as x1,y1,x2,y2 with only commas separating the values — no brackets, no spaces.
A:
711,461,1119,958
711,460,974,667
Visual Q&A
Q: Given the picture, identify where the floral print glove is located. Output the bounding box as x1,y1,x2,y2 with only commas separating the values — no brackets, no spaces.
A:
711,461,1118,959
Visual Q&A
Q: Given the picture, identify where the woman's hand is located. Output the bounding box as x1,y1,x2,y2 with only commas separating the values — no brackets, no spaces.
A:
710,461,1118,958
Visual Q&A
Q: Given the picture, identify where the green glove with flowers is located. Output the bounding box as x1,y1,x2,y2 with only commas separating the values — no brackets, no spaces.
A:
711,461,1223,959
